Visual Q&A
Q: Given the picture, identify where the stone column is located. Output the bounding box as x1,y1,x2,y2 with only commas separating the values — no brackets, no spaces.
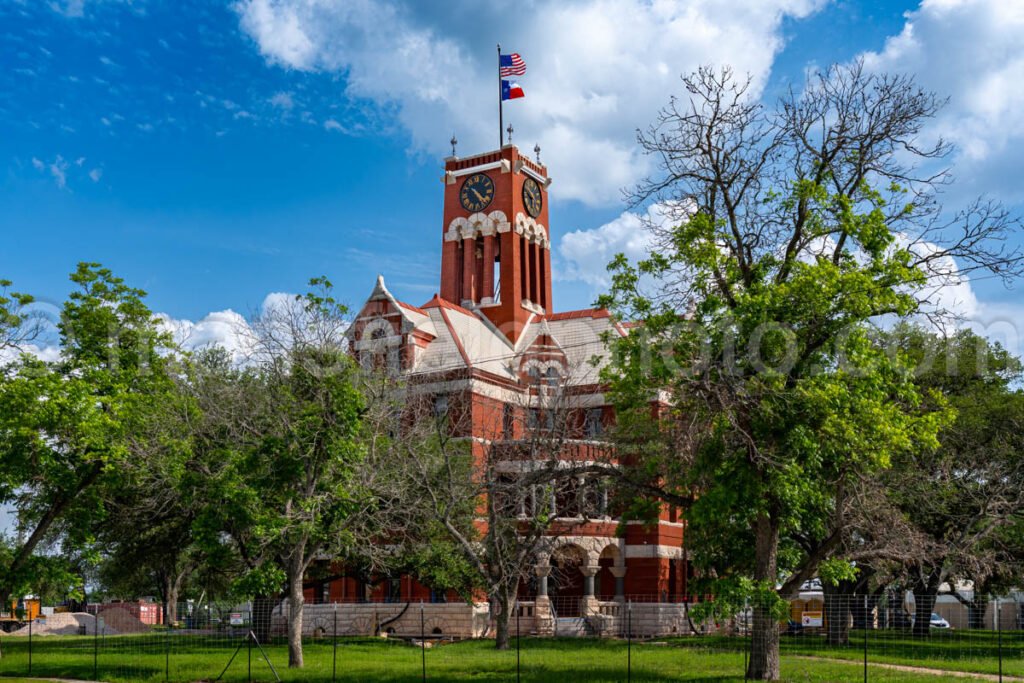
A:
582,566,596,597
462,236,476,303
536,565,550,598
610,566,627,600
581,565,600,618
481,234,495,304
533,565,553,636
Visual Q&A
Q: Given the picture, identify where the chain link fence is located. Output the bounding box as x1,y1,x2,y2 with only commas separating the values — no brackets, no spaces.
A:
0,594,1021,681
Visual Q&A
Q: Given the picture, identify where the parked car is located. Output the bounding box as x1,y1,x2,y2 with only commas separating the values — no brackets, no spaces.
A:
930,613,951,629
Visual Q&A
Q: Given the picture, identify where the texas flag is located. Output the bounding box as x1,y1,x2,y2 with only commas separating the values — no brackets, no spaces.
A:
501,79,525,101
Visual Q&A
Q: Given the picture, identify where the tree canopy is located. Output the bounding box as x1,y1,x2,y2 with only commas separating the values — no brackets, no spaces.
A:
599,63,1021,680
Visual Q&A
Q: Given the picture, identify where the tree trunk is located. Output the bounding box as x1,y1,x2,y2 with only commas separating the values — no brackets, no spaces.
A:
912,573,939,638
747,510,781,681
492,587,515,651
252,594,275,644
162,573,182,627
968,596,988,630
0,590,11,624
287,557,306,668
823,581,851,646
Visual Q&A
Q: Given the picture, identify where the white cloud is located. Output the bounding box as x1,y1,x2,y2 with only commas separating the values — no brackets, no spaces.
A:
861,0,1024,203
234,0,825,206
48,0,136,18
559,202,679,288
963,299,1024,363
0,343,63,366
898,235,982,323
158,309,255,364
48,155,69,189
49,0,85,17
28,155,106,189
323,118,344,132
156,292,299,365
269,91,295,110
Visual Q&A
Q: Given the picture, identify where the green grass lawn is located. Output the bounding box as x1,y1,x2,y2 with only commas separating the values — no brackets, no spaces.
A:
778,628,1024,678
0,631,1019,682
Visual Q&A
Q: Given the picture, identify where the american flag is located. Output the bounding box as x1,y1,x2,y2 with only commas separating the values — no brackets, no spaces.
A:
499,53,526,77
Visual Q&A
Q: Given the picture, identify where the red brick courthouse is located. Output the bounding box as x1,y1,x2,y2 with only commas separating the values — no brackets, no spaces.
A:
286,145,694,638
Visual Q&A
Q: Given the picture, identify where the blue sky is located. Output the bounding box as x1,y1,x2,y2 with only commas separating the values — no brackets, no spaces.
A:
2,0,1023,355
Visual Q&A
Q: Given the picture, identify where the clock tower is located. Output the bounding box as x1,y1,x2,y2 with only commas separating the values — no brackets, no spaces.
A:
440,144,552,344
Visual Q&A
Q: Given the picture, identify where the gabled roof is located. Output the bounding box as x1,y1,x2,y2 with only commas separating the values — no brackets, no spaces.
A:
348,275,436,339
397,301,429,317
352,282,622,386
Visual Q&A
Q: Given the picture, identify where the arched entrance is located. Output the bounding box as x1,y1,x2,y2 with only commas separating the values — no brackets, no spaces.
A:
597,544,622,601
549,544,586,617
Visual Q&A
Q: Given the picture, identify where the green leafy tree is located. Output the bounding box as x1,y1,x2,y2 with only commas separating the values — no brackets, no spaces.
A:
0,264,175,612
793,327,1024,643
881,325,1024,635
191,279,367,668
96,425,203,625
599,63,1020,679
0,278,38,354
92,333,207,624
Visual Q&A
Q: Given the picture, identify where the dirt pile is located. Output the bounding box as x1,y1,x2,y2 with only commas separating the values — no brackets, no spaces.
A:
4,612,117,636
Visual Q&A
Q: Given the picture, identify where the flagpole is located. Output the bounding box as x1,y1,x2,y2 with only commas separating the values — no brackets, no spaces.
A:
497,43,503,149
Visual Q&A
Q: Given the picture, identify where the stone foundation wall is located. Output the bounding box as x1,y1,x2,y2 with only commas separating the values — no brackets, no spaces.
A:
625,603,694,637
270,600,708,639
272,602,490,639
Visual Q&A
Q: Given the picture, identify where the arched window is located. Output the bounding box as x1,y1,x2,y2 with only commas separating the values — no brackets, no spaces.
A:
528,365,541,384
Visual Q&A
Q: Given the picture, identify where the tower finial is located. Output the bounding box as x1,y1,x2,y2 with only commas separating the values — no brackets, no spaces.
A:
506,123,514,145
450,134,458,157
534,143,541,163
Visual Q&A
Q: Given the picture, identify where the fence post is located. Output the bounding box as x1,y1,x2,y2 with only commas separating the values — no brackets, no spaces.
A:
165,620,171,683
743,598,749,683
863,595,868,683
996,596,1002,683
93,614,99,680
247,629,252,683
627,599,632,683
333,602,338,683
420,600,426,683
27,613,32,676
516,599,521,683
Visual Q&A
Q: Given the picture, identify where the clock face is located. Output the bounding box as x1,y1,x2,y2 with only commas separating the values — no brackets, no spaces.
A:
459,173,494,212
522,177,543,218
